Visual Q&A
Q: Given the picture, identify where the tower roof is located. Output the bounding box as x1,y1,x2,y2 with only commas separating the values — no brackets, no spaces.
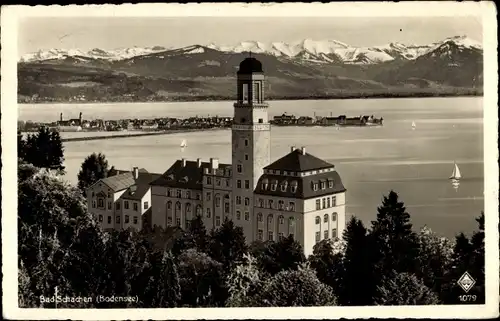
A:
264,148,334,172
237,57,263,74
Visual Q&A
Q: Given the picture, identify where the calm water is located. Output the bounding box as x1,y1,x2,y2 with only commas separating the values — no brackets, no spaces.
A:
19,98,484,238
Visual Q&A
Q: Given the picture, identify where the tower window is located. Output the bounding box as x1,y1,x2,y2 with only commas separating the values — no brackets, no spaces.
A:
242,83,249,102
244,139,249,146
241,117,246,124
237,164,242,173
258,118,263,123
245,154,249,161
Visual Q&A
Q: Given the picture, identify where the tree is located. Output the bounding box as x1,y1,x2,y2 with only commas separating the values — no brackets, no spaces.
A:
257,263,337,307
226,254,263,307
158,251,182,307
374,272,440,305
177,249,224,307
77,152,110,196
339,216,379,305
255,235,306,275
415,226,454,296
208,218,248,270
18,131,26,160
370,190,419,275
22,127,65,173
308,239,344,299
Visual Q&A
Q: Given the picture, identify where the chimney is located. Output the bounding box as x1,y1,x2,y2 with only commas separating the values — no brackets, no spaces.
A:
300,147,306,155
133,167,139,179
290,146,296,152
181,158,187,167
210,157,219,170
60,113,63,122
79,112,82,123
197,158,202,168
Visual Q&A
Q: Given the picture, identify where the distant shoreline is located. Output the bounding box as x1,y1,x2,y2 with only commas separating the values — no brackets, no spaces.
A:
18,90,483,105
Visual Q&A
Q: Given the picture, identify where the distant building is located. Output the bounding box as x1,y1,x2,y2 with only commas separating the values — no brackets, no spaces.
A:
87,57,347,256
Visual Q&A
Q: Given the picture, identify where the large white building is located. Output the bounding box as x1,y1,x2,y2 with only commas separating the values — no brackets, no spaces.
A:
87,57,347,256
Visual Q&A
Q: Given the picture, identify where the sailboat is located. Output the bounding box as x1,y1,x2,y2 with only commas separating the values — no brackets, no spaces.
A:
449,162,462,181
411,121,416,130
180,139,187,148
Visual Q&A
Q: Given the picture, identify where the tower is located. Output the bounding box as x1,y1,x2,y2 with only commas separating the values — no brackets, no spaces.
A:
231,57,271,242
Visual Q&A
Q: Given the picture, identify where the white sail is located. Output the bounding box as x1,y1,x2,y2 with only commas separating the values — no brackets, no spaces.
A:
450,162,462,180
180,139,187,148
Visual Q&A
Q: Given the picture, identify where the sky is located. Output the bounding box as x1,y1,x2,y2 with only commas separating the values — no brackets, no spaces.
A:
18,16,483,56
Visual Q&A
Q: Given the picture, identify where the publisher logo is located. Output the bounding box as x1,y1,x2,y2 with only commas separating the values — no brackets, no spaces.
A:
457,272,476,293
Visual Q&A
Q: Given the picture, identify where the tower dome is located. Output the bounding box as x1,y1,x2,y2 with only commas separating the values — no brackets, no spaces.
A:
237,57,263,74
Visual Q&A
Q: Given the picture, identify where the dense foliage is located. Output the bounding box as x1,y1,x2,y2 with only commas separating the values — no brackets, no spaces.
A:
18,161,486,307
77,152,113,196
18,128,65,173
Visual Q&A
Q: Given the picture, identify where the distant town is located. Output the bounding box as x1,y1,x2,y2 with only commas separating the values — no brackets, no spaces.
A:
18,112,384,136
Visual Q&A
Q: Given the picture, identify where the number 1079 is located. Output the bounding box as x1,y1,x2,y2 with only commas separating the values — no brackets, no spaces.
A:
458,294,477,302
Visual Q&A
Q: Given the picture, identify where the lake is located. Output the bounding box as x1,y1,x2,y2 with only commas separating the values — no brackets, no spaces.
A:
19,97,484,239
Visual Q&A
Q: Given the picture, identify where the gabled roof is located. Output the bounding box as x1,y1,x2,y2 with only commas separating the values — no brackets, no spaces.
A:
120,172,162,200
264,149,334,172
151,160,231,190
90,168,152,192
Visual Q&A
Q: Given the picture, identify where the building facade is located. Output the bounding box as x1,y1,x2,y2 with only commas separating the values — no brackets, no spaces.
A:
88,57,347,256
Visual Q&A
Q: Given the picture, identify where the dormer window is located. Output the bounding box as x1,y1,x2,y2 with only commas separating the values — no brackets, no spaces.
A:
167,174,174,181
180,176,188,183
280,181,288,192
312,182,319,191
321,181,326,190
270,180,278,191
290,180,298,193
328,180,334,188
262,178,269,190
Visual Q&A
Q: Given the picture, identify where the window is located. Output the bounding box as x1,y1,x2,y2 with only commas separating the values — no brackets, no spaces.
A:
245,154,249,161
167,189,172,197
280,183,287,192
242,83,249,102
268,215,273,224
268,200,274,209
116,216,121,224
258,118,263,123
98,199,104,208
270,181,277,191
107,216,111,224
196,205,202,216
98,215,103,222
177,190,182,198
225,180,230,187
237,164,242,173
108,201,112,210
289,233,294,240
236,196,242,205
278,200,285,210
224,202,230,213
167,217,172,226
278,232,284,241
176,217,181,226
315,216,321,224
332,212,337,221
257,213,263,222
332,228,338,238
186,220,191,229
216,216,221,226
315,231,321,243
196,193,201,200
291,186,297,193
244,139,249,146
324,214,329,223
206,192,211,201
289,202,295,211
186,191,191,199
237,180,242,188
236,211,241,220
125,215,130,224
289,217,295,226
279,215,284,224
245,211,250,221
186,203,192,212
176,202,181,210
329,180,334,188
116,202,121,210
268,231,274,241
216,179,221,186
107,192,111,198
245,180,250,189
244,197,250,206
324,230,329,239
133,203,138,211
322,198,326,209
254,82,261,102
206,208,211,218
327,197,331,208
313,183,319,191
92,201,96,208
315,199,321,210
258,229,263,241
92,192,95,197
207,177,212,185
258,199,264,207
167,201,172,210
133,216,138,224
124,201,129,210
215,195,221,207
332,196,337,206
321,182,326,190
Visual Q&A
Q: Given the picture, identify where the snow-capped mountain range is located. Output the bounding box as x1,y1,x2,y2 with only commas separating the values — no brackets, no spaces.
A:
20,35,482,65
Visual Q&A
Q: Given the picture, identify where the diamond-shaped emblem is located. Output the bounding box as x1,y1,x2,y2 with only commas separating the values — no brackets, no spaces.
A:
457,272,476,293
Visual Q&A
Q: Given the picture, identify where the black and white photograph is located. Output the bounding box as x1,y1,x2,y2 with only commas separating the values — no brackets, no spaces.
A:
1,2,498,320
